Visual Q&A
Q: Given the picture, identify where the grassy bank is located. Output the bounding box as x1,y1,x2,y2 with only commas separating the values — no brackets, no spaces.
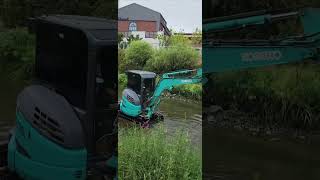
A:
171,84,202,101
118,127,202,180
205,62,320,131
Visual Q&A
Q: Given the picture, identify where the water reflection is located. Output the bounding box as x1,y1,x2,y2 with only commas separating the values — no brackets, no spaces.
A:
159,97,202,146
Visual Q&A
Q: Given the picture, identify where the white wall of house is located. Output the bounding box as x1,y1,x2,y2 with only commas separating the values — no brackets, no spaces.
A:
122,31,165,48
130,31,146,38
143,38,160,48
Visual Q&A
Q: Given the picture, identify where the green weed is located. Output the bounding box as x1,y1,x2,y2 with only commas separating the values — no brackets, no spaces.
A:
118,127,202,180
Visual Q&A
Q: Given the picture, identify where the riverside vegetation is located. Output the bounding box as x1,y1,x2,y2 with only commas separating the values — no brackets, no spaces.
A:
118,126,202,180
0,0,117,79
0,28,34,80
204,63,320,134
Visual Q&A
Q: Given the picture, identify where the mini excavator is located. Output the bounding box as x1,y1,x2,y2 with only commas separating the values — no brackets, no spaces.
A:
119,69,202,126
0,15,118,180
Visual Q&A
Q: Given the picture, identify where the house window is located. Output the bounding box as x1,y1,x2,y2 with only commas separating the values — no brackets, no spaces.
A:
129,22,137,31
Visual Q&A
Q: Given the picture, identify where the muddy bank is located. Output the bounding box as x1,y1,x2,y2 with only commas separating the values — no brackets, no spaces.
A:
203,105,320,145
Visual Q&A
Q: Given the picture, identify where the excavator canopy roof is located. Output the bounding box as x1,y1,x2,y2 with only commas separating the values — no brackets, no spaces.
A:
33,15,117,44
127,70,156,79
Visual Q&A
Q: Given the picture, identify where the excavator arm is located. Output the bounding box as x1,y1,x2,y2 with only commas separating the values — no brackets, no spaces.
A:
203,39,320,73
203,7,320,74
144,68,202,118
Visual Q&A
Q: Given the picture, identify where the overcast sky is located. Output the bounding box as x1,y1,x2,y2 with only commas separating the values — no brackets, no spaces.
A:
119,0,202,33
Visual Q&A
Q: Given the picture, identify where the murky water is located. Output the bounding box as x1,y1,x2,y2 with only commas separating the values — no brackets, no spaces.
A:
158,97,202,146
203,123,320,180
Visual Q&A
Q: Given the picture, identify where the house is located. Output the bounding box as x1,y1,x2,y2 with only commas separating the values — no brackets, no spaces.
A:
118,3,171,47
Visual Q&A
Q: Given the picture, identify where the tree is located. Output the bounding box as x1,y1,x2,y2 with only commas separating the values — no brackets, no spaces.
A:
145,43,199,74
118,33,124,45
127,34,142,45
168,33,191,46
157,34,170,47
123,41,153,70
191,28,202,46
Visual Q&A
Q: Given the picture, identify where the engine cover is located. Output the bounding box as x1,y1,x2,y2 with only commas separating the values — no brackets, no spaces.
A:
122,88,141,105
8,85,87,180
120,88,142,117
17,85,85,149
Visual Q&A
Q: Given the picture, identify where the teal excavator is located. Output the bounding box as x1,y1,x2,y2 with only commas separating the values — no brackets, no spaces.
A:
119,69,202,126
0,15,118,179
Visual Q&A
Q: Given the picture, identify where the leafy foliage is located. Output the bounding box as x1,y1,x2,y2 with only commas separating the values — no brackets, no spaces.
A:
145,44,199,74
191,28,202,46
118,49,126,73
126,34,143,45
123,41,153,70
172,84,202,101
118,33,124,45
205,63,320,130
0,28,35,79
118,73,127,92
158,32,193,47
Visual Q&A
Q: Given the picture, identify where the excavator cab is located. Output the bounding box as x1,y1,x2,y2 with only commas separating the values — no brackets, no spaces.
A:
127,70,156,101
6,15,118,179
120,68,201,124
120,70,156,118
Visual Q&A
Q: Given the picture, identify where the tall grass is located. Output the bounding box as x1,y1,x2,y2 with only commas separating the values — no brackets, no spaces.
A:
205,62,320,130
118,127,202,180
172,84,202,101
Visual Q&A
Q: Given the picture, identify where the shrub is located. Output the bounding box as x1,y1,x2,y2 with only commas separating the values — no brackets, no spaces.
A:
118,73,127,92
119,126,201,180
123,41,153,70
0,28,35,79
145,44,199,74
205,63,320,130
118,49,126,73
172,84,202,101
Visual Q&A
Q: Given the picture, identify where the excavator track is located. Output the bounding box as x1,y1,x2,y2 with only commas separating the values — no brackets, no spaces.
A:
118,110,164,128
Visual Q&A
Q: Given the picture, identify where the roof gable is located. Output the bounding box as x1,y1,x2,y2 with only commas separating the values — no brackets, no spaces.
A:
119,3,161,22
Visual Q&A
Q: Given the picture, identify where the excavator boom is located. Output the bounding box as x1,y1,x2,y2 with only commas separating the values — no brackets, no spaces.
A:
203,7,320,73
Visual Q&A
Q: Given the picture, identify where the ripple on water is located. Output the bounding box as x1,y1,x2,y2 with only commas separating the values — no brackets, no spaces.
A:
159,99,202,146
